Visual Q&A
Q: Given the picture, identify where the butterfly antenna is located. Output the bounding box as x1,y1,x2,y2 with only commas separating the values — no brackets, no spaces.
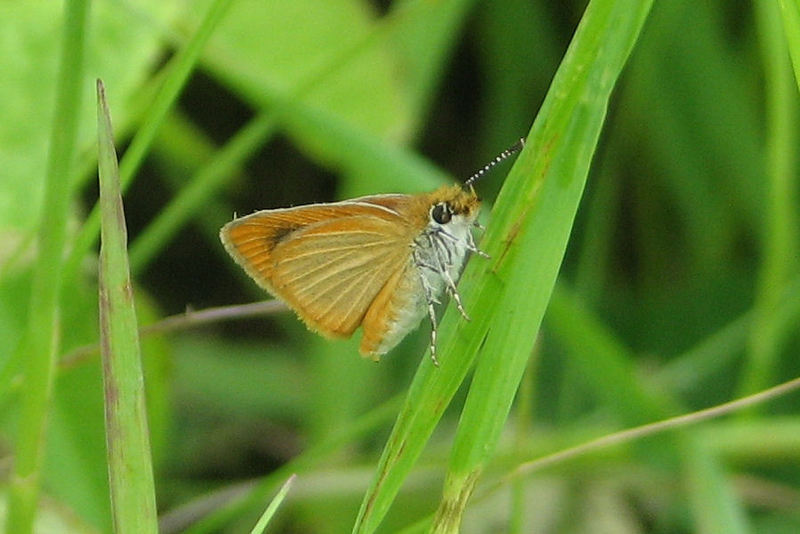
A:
463,137,525,188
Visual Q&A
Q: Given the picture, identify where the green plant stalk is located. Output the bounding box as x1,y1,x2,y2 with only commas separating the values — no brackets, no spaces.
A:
389,282,784,531
62,0,235,284
97,80,159,533
738,0,798,400
391,257,800,531
5,1,89,532
401,323,800,532
431,2,654,531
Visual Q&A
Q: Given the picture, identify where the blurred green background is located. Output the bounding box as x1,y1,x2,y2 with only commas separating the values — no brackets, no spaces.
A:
1,0,799,532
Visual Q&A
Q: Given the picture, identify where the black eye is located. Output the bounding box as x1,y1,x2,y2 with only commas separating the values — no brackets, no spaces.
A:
431,203,452,224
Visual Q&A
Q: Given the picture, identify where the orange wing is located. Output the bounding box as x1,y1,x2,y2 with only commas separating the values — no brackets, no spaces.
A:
220,199,416,338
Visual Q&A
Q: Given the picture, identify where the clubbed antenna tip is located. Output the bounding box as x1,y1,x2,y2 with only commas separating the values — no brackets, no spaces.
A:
464,137,525,188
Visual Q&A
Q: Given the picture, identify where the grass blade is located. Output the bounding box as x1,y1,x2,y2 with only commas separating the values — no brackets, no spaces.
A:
353,1,654,532
738,0,799,400
96,79,159,533
62,0,235,284
249,475,296,534
5,1,89,531
128,111,277,273
433,1,656,529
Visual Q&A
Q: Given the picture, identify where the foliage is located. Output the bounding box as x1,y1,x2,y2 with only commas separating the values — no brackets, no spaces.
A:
1,0,799,532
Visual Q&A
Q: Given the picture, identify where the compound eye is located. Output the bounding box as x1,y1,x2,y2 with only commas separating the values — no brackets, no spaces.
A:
431,203,452,224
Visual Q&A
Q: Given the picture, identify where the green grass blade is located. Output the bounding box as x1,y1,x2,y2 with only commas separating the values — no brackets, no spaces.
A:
62,0,235,284
128,111,277,274
5,1,89,531
249,475,296,534
434,1,656,528
352,1,653,532
738,0,798,400
97,79,158,533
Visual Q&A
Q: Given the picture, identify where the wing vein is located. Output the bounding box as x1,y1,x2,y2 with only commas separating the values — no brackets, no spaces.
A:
316,254,399,326
280,239,400,263
290,254,374,294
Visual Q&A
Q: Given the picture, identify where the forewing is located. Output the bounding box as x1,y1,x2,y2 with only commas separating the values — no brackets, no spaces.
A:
220,198,411,291
220,202,415,338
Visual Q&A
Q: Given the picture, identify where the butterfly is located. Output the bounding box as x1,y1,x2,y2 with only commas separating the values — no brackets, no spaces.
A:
220,139,523,365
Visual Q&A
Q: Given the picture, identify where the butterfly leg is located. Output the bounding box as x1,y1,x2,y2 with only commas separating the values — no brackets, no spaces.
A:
415,266,441,366
428,233,471,322
426,300,439,367
465,229,489,258
436,241,471,321
444,280,470,321
437,226,489,259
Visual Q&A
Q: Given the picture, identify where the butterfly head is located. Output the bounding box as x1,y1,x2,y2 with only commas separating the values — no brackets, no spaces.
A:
424,185,481,230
